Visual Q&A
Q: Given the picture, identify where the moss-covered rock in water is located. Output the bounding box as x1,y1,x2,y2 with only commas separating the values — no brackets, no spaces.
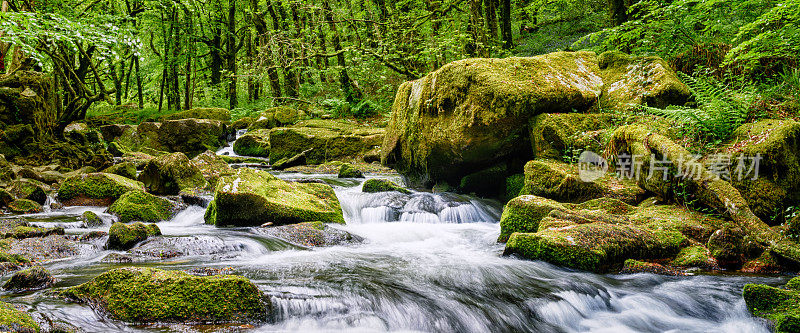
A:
102,162,137,180
743,277,800,333
139,152,208,195
106,222,161,250
233,129,270,157
2,265,54,291
58,173,145,206
0,300,40,332
158,119,227,159
257,221,363,247
0,189,14,208
109,191,176,223
381,51,688,188
338,163,364,178
161,108,231,122
82,210,104,227
62,267,269,324
706,227,748,268
8,199,42,214
619,259,683,276
205,168,344,227
269,119,384,164
191,151,233,187
4,225,64,239
670,245,719,269
520,160,645,205
362,179,410,194
6,179,48,205
0,154,15,184
721,120,800,224
742,250,785,274
498,195,566,242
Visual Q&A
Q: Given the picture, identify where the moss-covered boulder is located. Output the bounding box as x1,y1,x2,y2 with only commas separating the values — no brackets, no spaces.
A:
670,245,719,269
269,119,384,164
381,51,688,188
0,154,15,184
530,113,617,160
0,301,39,332
520,160,645,204
498,195,566,242
4,225,64,239
102,162,137,180
250,107,305,130
0,189,14,208
159,119,227,159
619,259,683,276
2,265,54,291
190,151,233,187
8,199,43,214
106,222,161,250
256,221,363,247
743,277,800,333
161,108,231,122
6,179,48,205
62,267,270,323
362,179,410,194
337,163,364,178
205,168,344,227
58,173,145,206
82,210,104,227
138,152,208,195
109,191,176,223
233,129,270,157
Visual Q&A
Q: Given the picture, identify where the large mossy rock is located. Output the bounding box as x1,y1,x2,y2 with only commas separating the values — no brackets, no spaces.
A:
191,150,233,187
233,129,270,157
499,195,730,272
161,108,231,122
102,162,137,180
362,179,410,194
62,267,270,324
381,51,688,188
269,119,384,164
2,265,54,291
520,160,645,204
105,119,227,159
106,222,161,250
58,173,145,206
257,221,363,247
0,301,40,332
743,277,800,333
138,152,208,195
205,168,344,226
249,107,306,130
6,178,48,205
109,191,176,223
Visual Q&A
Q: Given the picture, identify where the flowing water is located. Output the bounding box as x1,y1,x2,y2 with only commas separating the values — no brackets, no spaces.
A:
0,165,787,332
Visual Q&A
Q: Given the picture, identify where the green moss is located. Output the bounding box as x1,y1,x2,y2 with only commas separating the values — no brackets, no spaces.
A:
138,152,209,195
82,211,104,227
707,227,746,267
7,199,43,214
232,129,270,157
337,163,364,178
271,106,306,125
191,151,234,187
620,259,682,276
519,160,644,204
505,174,525,201
102,162,137,180
106,222,161,250
269,120,384,164
458,164,508,197
529,113,617,160
109,191,175,223
362,179,411,194
0,301,39,332
158,119,227,159
62,267,269,323
4,225,63,239
7,179,48,205
743,281,800,333
2,265,54,291
498,195,566,242
58,173,145,204
671,245,715,267
206,168,345,227
0,189,13,208
161,108,231,122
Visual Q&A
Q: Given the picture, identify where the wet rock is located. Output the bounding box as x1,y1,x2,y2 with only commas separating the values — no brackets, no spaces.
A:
249,106,305,130
102,162,138,180
4,225,64,239
742,250,785,274
8,199,42,214
0,189,13,208
191,150,233,187
184,267,234,276
62,267,270,323
108,191,176,223
233,129,270,157
707,227,746,268
270,119,384,164
362,179,410,194
0,301,40,332
338,163,364,178
231,117,254,130
138,152,208,195
100,252,134,263
271,149,310,171
58,173,145,206
159,118,228,158
160,107,231,122
6,178,48,205
2,265,55,291
79,230,108,241
205,168,344,227
520,160,646,205
6,235,78,262
743,277,800,333
0,154,15,184
130,235,250,259
256,222,363,247
670,245,720,270
620,259,683,276
106,222,161,250
81,211,104,227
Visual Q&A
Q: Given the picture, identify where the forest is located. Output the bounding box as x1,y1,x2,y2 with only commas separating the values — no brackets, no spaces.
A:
0,0,798,332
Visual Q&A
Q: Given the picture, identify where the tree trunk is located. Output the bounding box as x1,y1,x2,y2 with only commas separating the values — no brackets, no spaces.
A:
0,1,9,73
272,0,299,97
227,0,238,109
467,0,485,57
607,0,633,26
323,0,361,103
315,8,329,83
500,0,513,49
485,0,498,43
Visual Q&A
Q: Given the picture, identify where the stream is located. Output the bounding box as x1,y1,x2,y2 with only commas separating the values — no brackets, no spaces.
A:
0,143,786,332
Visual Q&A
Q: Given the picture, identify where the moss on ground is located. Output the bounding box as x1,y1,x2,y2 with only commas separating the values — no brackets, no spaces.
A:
109,191,175,223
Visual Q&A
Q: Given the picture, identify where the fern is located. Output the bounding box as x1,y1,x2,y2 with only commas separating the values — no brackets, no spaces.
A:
642,71,750,140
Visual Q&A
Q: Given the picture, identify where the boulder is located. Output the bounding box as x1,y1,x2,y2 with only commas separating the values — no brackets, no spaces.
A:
62,267,270,323
82,210,104,227
205,168,344,226
8,199,42,214
4,225,64,239
0,154,15,184
743,277,800,333
256,222,363,247
102,162,138,180
233,129,270,157
58,173,145,206
158,119,227,158
619,259,683,276
338,163,364,178
271,149,309,171
670,245,719,269
520,160,646,204
2,265,54,291
191,151,234,187
362,179,410,194
0,189,13,208
269,119,384,164
106,222,161,250
138,152,208,195
249,107,306,130
381,51,688,188
6,178,48,205
108,191,176,223
160,108,231,122
0,301,39,332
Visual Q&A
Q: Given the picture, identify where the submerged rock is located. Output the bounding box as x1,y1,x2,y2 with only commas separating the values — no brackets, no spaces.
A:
743,277,800,333
58,173,145,206
62,267,270,324
338,163,364,178
108,191,176,223
106,222,161,250
0,301,39,332
2,265,55,291
138,152,208,195
233,129,270,157
256,222,363,247
269,119,384,164
205,168,344,227
362,179,410,194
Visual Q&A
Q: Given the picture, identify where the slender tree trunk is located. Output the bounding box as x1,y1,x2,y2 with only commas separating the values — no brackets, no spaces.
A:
0,1,9,73
210,32,223,86
226,0,238,109
315,8,329,83
467,0,485,56
485,0,498,43
323,0,361,103
184,5,195,110
500,0,513,49
272,0,299,97
134,56,144,108
608,0,633,26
